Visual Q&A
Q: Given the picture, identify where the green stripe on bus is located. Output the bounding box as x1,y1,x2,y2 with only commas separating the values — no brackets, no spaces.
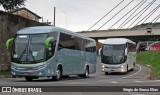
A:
61,58,80,61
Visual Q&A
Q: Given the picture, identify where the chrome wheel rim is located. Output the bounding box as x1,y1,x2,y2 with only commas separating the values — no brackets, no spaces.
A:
86,69,89,77
56,69,60,79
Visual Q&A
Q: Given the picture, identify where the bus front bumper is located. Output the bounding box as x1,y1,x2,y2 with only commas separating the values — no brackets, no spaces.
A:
11,64,56,77
11,69,47,77
101,64,127,73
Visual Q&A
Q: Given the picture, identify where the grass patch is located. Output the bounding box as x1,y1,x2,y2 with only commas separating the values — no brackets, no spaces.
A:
137,50,160,78
0,71,10,76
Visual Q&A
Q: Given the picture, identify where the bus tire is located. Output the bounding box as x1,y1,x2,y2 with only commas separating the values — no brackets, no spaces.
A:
12,75,16,78
131,63,135,71
126,65,128,73
83,66,89,78
52,67,62,81
131,68,134,71
123,65,128,74
105,72,108,75
62,75,69,78
25,76,33,81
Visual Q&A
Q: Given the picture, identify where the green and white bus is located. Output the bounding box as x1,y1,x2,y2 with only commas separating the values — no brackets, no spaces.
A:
6,26,97,81
101,38,136,74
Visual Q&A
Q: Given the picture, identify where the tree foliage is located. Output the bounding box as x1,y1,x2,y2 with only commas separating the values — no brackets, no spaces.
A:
0,0,26,11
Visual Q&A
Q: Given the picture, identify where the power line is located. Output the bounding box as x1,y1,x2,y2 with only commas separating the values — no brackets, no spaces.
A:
143,7,160,23
127,0,157,28
108,0,145,30
117,0,147,29
98,0,134,30
142,13,160,29
153,14,160,22
118,0,156,29
135,4,160,28
86,0,124,31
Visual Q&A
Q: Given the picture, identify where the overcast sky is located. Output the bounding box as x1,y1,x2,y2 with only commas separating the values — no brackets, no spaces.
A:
0,0,160,32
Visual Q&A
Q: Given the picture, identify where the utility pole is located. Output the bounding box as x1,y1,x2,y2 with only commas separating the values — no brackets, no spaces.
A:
53,7,56,26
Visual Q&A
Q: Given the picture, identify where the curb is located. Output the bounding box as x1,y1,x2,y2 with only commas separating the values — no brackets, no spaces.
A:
143,64,152,80
136,63,152,80
141,64,160,80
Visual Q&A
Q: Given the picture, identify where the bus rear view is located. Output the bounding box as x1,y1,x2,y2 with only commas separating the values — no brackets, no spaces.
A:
101,38,136,74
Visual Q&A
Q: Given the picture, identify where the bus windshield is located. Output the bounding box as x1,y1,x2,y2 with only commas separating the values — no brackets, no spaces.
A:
102,44,125,64
12,34,48,63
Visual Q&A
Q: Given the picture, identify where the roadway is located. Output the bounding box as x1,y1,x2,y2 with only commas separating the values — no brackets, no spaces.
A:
1,56,160,95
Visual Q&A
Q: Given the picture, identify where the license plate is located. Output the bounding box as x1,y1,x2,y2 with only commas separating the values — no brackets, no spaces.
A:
24,72,30,75
110,69,115,71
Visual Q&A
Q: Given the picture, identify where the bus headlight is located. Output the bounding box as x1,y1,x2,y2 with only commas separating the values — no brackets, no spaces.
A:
39,72,42,76
120,65,125,68
121,69,124,72
102,65,105,68
11,71,16,75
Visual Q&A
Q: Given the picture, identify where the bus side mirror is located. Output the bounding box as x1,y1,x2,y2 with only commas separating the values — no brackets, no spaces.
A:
98,48,102,56
44,37,55,48
100,49,104,63
125,48,128,56
6,38,14,50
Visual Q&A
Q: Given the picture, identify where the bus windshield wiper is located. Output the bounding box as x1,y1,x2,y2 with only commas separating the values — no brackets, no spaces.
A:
113,55,119,63
18,45,27,61
103,55,112,64
28,48,36,62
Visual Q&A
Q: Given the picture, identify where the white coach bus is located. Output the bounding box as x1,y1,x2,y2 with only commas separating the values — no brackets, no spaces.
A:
101,38,136,74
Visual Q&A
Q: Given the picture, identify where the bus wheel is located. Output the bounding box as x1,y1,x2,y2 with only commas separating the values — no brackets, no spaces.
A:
131,63,135,71
123,65,128,74
12,75,16,78
62,75,69,78
133,63,136,68
105,72,108,75
25,77,33,81
52,67,62,81
125,65,128,74
83,66,89,78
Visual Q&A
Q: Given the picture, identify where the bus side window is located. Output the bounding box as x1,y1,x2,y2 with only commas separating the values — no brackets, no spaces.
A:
58,33,76,50
128,43,136,52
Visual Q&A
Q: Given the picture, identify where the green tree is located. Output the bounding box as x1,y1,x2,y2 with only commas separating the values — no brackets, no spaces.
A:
0,0,26,11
